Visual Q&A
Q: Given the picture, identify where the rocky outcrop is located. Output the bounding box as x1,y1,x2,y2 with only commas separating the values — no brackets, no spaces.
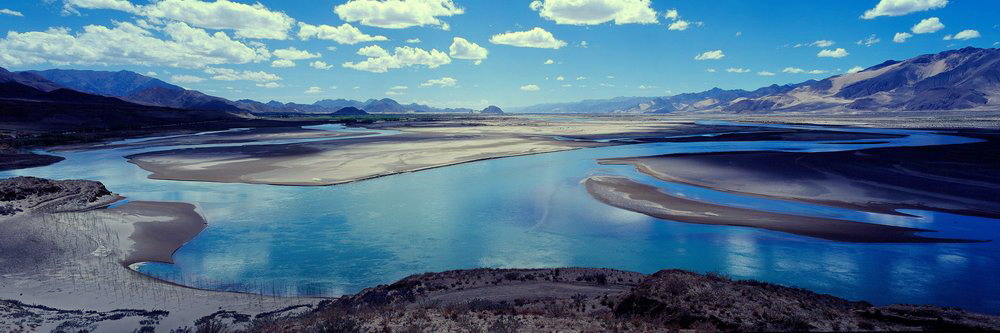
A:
0,177,120,217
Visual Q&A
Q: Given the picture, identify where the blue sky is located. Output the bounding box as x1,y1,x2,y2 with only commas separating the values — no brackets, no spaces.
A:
0,0,996,109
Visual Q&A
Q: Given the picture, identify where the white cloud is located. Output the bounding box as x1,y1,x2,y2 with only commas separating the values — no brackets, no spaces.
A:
305,86,322,94
912,17,944,34
668,20,690,31
757,71,775,76
271,59,296,68
664,9,679,20
334,0,463,30
706,68,717,73
171,74,205,83
385,90,405,96
783,67,827,74
0,8,23,16
449,37,488,64
145,71,158,76
561,84,572,87
544,59,555,65
861,0,947,19
811,40,835,47
390,85,408,90
578,41,589,48
856,34,880,47
694,50,724,60
342,45,451,73
556,76,565,81
638,84,656,89
847,66,865,73
948,29,981,40
297,22,388,44
529,0,658,25
273,47,321,60
406,38,422,43
203,67,281,82
726,67,750,73
520,84,540,91
0,21,269,69
310,61,333,70
65,0,296,39
420,77,458,87
576,76,587,80
490,27,567,49
893,32,913,43
256,82,282,88
817,48,849,58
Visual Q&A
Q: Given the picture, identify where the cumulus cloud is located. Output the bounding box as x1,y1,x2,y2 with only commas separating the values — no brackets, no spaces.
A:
334,0,463,30
856,34,880,47
297,22,388,44
944,29,981,40
912,17,944,34
817,48,849,58
668,20,690,31
305,86,322,94
310,61,333,70
544,59,555,65
529,0,658,25
171,74,205,83
0,8,23,16
664,9,679,20
520,84,540,91
556,76,565,80
893,32,913,43
861,0,947,19
449,37,488,64
64,0,296,39
342,45,451,73
489,27,567,49
706,68,717,73
726,67,750,73
694,50,724,60
274,47,321,60
145,71,158,76
783,67,827,74
847,66,865,73
0,21,269,69
271,59,295,68
757,71,775,76
203,67,280,82
420,77,457,87
256,82,282,88
406,38,421,43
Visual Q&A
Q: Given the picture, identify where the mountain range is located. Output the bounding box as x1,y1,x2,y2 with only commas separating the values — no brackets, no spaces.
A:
510,47,1000,114
3,47,998,117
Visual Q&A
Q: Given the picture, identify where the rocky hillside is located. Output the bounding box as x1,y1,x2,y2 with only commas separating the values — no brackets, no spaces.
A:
245,268,1000,332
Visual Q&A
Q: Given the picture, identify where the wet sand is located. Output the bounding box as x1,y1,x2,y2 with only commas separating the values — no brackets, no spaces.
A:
599,132,1000,219
584,175,981,243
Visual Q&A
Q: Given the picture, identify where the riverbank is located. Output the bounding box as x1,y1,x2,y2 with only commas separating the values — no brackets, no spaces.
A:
0,177,316,331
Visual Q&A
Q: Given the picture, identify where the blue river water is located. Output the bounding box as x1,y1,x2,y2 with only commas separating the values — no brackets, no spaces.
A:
3,121,998,314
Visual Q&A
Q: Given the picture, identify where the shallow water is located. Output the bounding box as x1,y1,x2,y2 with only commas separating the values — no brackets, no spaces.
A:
4,122,999,314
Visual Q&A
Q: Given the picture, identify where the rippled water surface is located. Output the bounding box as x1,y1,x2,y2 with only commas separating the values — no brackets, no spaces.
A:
4,122,998,314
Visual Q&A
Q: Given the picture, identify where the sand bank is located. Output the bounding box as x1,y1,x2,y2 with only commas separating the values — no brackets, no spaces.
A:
598,132,1000,219
125,119,767,186
583,175,980,243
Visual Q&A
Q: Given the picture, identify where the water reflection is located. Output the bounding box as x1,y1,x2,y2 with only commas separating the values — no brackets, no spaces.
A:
2,122,998,314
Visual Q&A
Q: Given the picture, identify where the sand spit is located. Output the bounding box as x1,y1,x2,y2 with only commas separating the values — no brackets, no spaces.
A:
125,119,768,186
584,175,980,243
252,268,1000,332
598,131,1000,219
0,178,315,332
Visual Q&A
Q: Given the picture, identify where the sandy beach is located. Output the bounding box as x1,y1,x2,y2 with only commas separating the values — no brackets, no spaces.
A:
583,175,980,243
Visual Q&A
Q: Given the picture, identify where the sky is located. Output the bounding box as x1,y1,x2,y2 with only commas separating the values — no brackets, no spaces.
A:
0,0,996,109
